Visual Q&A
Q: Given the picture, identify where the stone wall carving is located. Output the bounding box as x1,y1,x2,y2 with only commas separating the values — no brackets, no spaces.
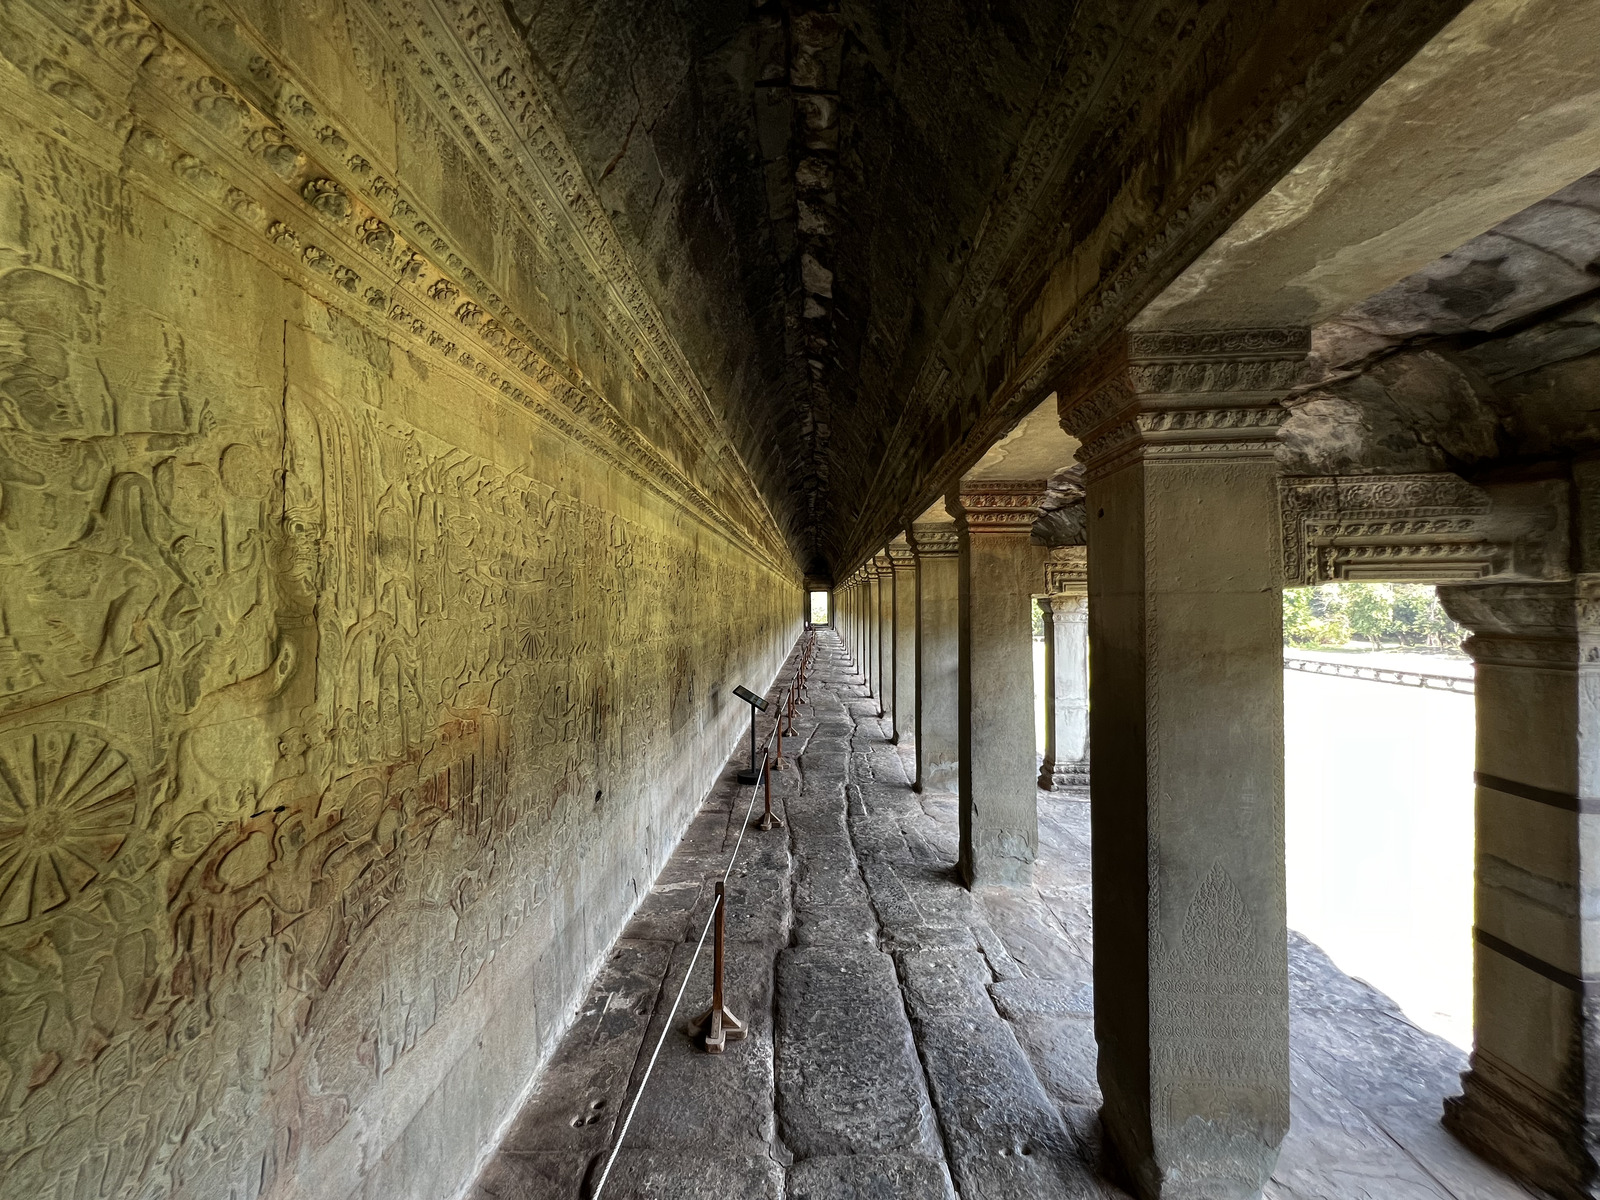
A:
0,3,799,1199
1279,473,1571,586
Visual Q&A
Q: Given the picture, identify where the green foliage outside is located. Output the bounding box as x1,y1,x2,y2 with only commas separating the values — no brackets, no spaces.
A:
1283,582,1463,652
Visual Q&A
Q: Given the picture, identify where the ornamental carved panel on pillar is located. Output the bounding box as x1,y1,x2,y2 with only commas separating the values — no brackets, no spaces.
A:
1059,327,1305,1199
953,481,1048,887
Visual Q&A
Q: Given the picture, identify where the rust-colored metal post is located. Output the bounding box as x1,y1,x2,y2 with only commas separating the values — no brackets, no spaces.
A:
691,881,745,1052
760,758,783,831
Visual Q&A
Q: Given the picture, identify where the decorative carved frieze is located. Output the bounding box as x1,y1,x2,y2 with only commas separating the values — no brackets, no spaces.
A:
908,524,961,558
1045,546,1088,596
43,0,791,574
1279,474,1570,586
953,482,1049,535
1280,474,1493,584
1060,329,1309,479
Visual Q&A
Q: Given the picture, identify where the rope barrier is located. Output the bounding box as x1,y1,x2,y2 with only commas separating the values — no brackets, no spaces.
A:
591,630,815,1198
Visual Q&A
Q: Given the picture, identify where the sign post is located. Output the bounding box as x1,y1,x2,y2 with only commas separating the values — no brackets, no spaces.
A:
731,685,768,784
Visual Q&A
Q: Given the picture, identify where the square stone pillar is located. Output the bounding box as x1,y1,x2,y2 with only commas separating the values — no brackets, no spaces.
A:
1039,547,1090,791
890,541,917,745
910,523,960,792
952,481,1048,887
1437,580,1600,1200
875,552,895,726
851,577,862,666
1060,328,1303,1198
863,569,877,699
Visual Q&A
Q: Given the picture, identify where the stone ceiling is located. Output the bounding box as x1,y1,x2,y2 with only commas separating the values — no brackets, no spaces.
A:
503,0,1469,577
1281,169,1600,477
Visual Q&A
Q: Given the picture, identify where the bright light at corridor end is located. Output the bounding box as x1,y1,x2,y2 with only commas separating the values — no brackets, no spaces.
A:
809,591,829,624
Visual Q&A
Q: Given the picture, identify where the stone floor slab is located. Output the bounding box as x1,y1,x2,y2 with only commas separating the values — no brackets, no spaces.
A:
785,1153,958,1200
774,943,939,1158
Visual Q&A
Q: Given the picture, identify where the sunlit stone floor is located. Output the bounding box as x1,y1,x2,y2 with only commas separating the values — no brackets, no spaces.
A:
469,631,1538,1200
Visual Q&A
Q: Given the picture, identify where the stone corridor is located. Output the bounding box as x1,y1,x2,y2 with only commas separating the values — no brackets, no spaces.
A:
470,632,1532,1200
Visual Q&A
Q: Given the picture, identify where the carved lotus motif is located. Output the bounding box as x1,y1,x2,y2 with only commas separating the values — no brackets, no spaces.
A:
0,731,136,925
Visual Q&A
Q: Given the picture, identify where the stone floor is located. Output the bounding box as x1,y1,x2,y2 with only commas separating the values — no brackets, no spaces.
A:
469,632,1541,1200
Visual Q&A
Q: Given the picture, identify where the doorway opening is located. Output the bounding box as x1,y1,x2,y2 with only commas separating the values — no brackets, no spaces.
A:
808,590,830,625
1283,581,1474,1048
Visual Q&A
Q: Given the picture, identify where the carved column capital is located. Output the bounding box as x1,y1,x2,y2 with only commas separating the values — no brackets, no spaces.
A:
1059,327,1310,479
1438,579,1598,670
887,544,916,570
951,481,1048,535
908,523,960,558
871,552,895,579
1044,546,1088,597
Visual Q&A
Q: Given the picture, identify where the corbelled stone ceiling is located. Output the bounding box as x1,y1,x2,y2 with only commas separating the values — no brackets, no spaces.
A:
504,0,1468,576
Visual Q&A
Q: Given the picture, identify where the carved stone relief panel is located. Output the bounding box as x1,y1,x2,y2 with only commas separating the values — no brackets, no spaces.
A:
0,2,801,1199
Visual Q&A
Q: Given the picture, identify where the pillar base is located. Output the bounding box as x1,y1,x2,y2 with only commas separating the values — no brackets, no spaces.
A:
1038,754,1090,792
961,832,1034,888
1444,1052,1600,1200
1100,1091,1284,1200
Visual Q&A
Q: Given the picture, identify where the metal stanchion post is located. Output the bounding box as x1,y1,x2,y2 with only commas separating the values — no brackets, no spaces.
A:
772,697,789,769
690,881,745,1053
759,758,783,831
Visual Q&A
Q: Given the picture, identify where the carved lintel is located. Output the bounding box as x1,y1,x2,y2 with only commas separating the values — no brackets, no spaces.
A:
1044,546,1088,596
1059,329,1309,479
909,523,960,558
953,481,1048,535
1279,474,1570,587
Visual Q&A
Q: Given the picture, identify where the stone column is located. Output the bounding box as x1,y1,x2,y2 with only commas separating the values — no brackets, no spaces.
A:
1060,327,1303,1198
846,578,856,657
865,565,880,707
910,523,960,792
851,577,861,663
952,481,1048,887
1039,547,1091,791
851,573,864,685
890,540,917,747
875,552,895,727
1437,580,1600,1200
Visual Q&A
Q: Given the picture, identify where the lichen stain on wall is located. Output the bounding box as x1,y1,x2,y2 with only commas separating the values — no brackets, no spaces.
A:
0,2,800,1198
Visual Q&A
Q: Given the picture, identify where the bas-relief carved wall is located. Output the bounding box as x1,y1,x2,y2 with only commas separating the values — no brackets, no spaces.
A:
0,2,800,1198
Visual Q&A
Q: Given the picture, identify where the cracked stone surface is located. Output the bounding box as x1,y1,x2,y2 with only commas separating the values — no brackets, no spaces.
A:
469,631,1538,1199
